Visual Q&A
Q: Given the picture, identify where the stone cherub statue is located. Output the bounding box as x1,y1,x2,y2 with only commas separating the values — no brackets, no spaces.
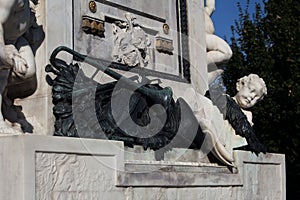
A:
0,0,43,134
204,0,233,83
197,74,267,166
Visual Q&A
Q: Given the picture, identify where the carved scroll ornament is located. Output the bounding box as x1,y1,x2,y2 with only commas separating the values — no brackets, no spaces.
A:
112,13,151,68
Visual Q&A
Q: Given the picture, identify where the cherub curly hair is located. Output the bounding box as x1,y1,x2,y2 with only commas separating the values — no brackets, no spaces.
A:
237,74,267,100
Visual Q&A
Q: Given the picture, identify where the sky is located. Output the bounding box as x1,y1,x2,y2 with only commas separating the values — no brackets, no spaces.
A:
211,0,264,39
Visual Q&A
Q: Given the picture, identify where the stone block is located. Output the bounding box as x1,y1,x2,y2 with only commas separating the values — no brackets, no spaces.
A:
0,135,124,200
0,135,285,200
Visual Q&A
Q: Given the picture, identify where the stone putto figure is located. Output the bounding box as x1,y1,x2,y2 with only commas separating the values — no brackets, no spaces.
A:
197,74,267,166
0,0,43,134
205,0,233,83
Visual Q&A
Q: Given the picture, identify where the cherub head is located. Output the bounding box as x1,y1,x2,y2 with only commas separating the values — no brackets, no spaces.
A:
234,74,267,109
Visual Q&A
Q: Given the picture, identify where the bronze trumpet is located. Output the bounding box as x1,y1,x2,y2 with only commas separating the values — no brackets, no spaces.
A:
50,46,173,109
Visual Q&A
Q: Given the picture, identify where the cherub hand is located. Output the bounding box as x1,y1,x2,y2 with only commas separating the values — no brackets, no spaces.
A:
12,54,28,76
2,44,18,67
3,45,28,75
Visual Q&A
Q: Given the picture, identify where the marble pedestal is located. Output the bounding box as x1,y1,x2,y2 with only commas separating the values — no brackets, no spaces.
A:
0,135,285,200
1,1,286,199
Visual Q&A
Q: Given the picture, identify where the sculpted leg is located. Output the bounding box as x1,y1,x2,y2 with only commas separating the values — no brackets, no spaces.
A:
0,69,16,134
206,34,232,69
206,34,232,84
7,36,37,99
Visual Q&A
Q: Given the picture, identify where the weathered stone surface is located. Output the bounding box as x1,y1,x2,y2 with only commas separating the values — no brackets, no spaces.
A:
0,135,285,200
0,135,124,200
36,153,123,200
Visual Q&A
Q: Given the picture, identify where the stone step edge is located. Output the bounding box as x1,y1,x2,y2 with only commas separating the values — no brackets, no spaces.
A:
125,160,221,168
124,160,235,174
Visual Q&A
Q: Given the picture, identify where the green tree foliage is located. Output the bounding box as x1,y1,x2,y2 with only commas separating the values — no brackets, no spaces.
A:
223,0,299,197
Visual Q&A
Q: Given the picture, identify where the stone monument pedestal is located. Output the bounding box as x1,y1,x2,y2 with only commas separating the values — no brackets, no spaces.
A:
0,135,285,199
0,1,286,199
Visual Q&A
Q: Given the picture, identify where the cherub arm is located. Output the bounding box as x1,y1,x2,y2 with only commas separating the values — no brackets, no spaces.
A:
0,0,28,74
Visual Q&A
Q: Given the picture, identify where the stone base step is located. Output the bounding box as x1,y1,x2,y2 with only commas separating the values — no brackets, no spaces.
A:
124,160,232,174
124,146,210,163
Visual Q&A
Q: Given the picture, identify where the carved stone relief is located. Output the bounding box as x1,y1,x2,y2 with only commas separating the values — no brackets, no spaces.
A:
35,153,115,200
112,13,151,68
74,0,190,79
